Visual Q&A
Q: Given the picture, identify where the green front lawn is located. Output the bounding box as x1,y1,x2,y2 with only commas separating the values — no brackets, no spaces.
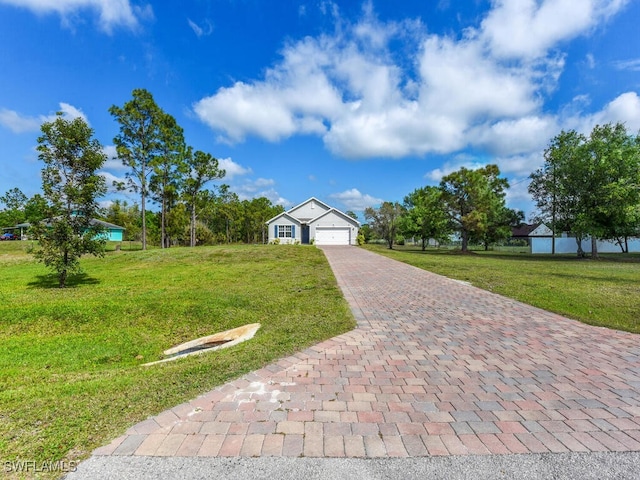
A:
363,244,640,333
0,244,355,478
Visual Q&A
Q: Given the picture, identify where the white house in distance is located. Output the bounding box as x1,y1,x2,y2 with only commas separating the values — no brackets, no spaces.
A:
266,197,360,246
523,224,640,254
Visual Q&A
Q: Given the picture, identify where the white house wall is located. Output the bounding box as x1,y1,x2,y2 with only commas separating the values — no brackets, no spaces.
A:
268,217,300,244
288,199,330,220
532,237,640,254
309,211,359,246
530,224,553,237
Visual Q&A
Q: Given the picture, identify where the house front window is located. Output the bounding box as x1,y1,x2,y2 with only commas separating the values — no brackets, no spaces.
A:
278,225,292,238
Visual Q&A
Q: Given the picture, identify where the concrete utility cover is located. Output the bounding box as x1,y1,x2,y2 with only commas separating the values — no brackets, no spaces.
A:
142,323,261,366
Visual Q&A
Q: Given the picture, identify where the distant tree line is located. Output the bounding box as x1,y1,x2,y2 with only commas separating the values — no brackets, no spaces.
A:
0,88,285,252
529,123,640,257
365,164,523,252
107,89,284,248
1,184,283,248
364,122,640,256
101,190,283,247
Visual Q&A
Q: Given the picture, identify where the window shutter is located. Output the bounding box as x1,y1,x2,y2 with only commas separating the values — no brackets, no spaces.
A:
274,225,278,237
292,225,296,239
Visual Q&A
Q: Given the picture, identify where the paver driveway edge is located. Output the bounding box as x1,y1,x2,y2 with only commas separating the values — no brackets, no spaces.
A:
83,245,640,464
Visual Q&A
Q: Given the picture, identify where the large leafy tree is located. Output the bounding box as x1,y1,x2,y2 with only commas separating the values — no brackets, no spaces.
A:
0,187,27,227
183,150,225,247
476,206,524,250
150,112,188,248
364,201,405,249
439,164,509,252
109,89,164,250
401,186,452,250
215,185,242,243
529,124,640,257
24,194,48,223
583,123,640,255
31,114,107,287
529,130,587,254
241,197,283,244
103,200,142,242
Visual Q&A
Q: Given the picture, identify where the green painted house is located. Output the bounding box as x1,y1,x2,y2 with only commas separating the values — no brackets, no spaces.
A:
90,219,125,241
4,219,125,241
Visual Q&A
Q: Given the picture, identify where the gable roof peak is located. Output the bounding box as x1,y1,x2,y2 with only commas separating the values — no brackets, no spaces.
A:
287,197,332,213
314,207,360,226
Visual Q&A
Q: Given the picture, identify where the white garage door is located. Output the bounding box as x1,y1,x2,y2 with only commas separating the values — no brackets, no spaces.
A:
315,227,350,245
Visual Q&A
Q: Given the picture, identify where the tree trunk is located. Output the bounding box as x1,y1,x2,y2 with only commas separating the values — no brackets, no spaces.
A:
60,250,69,288
461,230,469,252
190,202,196,247
141,192,147,251
422,237,427,251
575,236,584,257
161,195,166,249
591,236,598,259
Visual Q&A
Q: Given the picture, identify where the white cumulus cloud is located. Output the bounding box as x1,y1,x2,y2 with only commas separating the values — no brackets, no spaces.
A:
0,102,88,133
193,1,629,161
468,115,559,157
218,157,252,180
98,171,127,193
479,0,626,60
233,179,290,207
0,109,41,133
564,91,640,134
329,188,383,211
0,0,152,33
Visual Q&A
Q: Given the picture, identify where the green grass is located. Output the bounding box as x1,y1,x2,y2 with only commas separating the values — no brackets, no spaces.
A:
363,244,640,334
0,243,355,478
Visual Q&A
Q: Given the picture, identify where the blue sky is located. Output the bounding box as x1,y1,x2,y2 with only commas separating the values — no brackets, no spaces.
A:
1,0,639,219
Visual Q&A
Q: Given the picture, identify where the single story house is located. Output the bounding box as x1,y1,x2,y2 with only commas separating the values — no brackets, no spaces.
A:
91,219,125,241
266,197,360,245
510,223,542,245
514,223,640,254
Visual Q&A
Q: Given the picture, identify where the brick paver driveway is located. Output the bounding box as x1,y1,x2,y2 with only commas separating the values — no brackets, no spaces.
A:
95,246,640,458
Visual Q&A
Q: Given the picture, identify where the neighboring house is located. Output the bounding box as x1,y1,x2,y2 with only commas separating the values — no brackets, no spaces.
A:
510,223,541,246
516,223,640,254
91,219,125,242
3,219,125,242
266,197,360,245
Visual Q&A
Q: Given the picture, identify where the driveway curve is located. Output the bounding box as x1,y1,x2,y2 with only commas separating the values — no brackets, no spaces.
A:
69,246,640,477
